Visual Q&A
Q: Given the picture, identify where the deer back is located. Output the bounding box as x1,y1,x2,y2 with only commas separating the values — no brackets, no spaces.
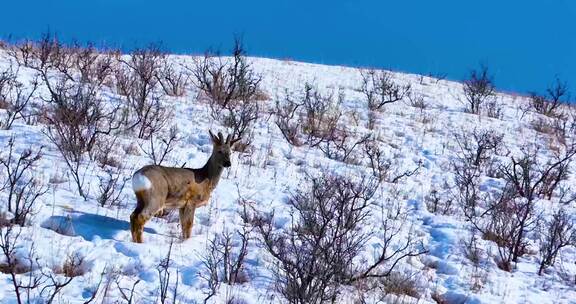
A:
134,165,219,209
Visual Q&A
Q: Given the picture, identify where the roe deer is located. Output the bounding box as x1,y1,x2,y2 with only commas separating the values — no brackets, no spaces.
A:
130,131,240,243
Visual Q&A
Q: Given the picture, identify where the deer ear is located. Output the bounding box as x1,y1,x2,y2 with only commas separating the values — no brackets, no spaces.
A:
217,132,224,144
209,130,220,145
225,134,231,144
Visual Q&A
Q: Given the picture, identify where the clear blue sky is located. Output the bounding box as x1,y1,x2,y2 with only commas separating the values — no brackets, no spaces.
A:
1,0,575,95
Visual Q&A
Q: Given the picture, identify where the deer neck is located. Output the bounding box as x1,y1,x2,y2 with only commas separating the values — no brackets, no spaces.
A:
201,154,224,186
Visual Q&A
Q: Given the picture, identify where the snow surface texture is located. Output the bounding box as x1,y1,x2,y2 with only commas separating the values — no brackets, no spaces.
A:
0,49,574,304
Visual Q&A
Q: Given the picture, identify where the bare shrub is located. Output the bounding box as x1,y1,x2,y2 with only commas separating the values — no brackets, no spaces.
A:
425,187,454,215
531,117,555,135
351,203,427,283
117,278,141,304
538,208,575,275
538,153,573,200
274,84,342,149
141,126,180,166
487,195,528,272
38,33,77,75
191,38,261,112
469,264,488,292
72,43,115,88
407,93,428,112
427,71,448,83
363,139,421,183
0,226,41,304
44,81,121,160
557,186,576,206
551,114,571,144
92,136,123,169
454,128,503,168
253,172,425,304
123,141,141,156
462,65,495,115
274,90,303,146
97,167,129,207
531,78,569,117
222,201,253,285
43,79,121,199
358,69,411,111
157,238,180,304
462,231,481,265
58,253,85,278
0,66,12,109
200,200,253,302
431,292,449,304
301,84,341,146
485,98,503,119
7,40,35,68
452,160,482,219
468,147,576,271
318,130,370,163
490,154,552,266
253,173,376,303
156,61,188,97
381,272,421,299
22,38,124,199
191,38,261,143
354,272,422,302
222,98,259,145
9,33,75,76
114,66,132,96
0,225,76,303
387,161,421,184
0,137,48,226
226,296,248,304
119,44,171,139
569,109,576,135
505,148,576,203
40,266,76,304
200,238,221,304
202,224,252,286
79,266,114,304
363,138,392,182
0,64,39,129
425,189,443,214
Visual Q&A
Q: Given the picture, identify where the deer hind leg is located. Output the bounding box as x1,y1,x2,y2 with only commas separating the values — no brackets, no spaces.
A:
179,204,196,240
130,212,150,243
130,190,158,243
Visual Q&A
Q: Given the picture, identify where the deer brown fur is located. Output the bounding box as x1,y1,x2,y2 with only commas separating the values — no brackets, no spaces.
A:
130,131,240,243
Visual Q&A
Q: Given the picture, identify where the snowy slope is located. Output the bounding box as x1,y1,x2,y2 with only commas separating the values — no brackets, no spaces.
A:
0,49,575,304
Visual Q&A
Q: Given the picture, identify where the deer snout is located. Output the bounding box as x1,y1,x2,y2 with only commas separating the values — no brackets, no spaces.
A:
223,160,231,167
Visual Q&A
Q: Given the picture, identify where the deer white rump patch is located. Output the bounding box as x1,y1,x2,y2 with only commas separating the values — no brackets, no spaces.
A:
132,173,152,191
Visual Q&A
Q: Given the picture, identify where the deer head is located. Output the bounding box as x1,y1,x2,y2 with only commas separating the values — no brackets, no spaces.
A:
208,130,241,168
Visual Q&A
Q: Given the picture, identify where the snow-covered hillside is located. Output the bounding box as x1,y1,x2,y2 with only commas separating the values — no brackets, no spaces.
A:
0,44,575,304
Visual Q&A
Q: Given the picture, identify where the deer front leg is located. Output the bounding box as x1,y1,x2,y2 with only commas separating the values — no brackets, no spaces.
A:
179,204,196,240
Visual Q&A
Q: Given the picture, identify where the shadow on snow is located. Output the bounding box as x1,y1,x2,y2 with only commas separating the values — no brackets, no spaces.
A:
41,212,157,241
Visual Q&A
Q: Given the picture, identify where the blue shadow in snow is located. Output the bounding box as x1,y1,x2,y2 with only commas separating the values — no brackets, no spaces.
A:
42,212,157,241
180,262,203,286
